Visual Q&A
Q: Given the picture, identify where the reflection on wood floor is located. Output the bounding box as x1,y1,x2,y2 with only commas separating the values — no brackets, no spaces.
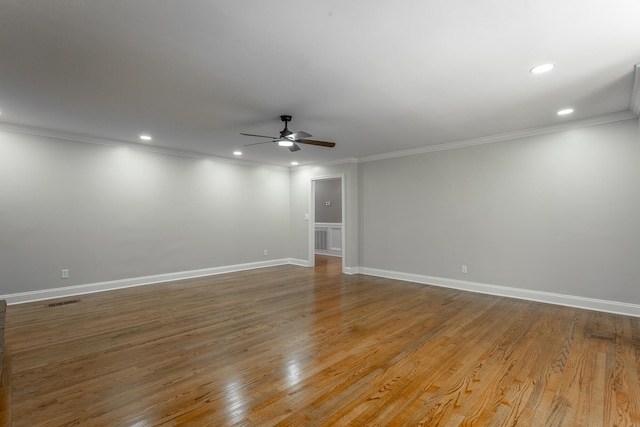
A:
314,254,341,271
5,257,640,426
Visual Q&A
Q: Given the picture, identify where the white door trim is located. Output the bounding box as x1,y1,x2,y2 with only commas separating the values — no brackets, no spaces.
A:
308,174,346,271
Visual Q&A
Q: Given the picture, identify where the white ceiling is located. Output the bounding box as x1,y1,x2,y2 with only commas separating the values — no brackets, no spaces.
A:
1,1,639,167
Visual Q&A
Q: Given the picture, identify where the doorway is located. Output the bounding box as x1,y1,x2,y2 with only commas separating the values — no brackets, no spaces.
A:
308,174,345,271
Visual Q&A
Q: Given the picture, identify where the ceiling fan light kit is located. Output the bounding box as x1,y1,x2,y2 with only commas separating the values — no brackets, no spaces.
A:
241,115,336,152
278,139,294,147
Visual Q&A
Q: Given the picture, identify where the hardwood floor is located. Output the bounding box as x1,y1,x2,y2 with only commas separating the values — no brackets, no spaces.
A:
5,256,640,426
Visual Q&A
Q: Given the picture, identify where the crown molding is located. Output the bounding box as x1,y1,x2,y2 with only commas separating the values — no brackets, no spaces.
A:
358,110,638,163
631,64,640,115
317,157,360,166
288,157,360,172
0,120,289,171
1,109,636,171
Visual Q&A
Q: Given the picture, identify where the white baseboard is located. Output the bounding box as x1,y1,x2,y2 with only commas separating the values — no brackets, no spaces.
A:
5,261,638,318
359,267,640,318
315,252,343,257
343,266,360,275
288,258,309,267
2,259,291,305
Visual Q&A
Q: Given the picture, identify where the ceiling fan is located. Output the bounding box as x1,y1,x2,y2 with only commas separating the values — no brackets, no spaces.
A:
241,115,336,152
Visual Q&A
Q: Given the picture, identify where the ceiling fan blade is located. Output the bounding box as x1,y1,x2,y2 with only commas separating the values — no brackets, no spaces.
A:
288,143,301,152
285,131,312,141
244,140,274,147
298,139,336,148
240,132,277,139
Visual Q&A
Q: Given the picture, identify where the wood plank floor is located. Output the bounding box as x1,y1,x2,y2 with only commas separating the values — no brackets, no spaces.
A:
5,256,640,426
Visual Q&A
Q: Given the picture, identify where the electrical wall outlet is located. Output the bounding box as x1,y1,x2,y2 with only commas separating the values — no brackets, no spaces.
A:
263,249,268,256
461,265,468,274
61,269,69,279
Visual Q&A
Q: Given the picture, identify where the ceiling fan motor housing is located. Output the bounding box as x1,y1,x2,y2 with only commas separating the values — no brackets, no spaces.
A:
280,115,293,137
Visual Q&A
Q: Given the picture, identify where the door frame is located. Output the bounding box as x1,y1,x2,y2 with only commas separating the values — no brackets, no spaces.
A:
308,173,346,271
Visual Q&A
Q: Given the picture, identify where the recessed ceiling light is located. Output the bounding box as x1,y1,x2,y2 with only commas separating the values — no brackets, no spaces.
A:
139,134,152,141
233,151,242,156
557,108,574,115
530,63,555,74
291,161,299,166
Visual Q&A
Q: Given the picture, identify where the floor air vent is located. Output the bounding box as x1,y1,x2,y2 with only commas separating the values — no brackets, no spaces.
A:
47,299,80,308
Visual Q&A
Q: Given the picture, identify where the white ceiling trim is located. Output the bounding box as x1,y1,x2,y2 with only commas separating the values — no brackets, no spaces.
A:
631,64,640,115
0,120,289,171
1,109,637,171
312,157,360,167
358,110,638,163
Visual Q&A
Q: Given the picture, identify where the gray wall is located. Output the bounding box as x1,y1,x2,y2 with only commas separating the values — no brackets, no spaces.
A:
314,178,342,223
358,118,640,304
2,118,638,307
0,131,290,295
